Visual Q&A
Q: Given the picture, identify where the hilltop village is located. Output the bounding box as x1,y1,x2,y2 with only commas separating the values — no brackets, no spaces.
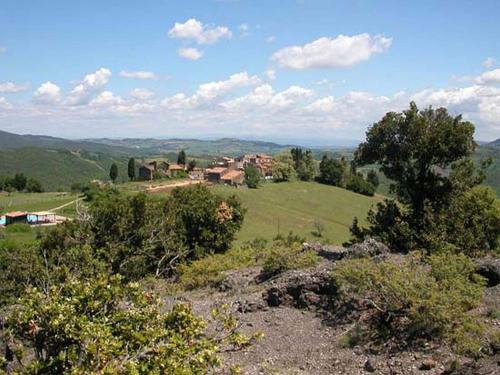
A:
138,153,274,187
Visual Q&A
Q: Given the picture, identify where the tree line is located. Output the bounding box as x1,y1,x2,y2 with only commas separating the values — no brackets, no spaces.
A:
0,173,43,193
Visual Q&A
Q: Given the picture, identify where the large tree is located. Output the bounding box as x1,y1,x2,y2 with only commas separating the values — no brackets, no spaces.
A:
244,163,261,188
127,157,136,180
354,102,475,229
109,163,118,183
177,150,186,165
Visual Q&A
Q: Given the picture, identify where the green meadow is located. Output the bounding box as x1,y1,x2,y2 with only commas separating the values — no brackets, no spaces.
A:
211,181,384,245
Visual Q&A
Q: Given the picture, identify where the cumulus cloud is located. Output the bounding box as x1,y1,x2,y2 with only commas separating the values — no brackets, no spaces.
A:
221,84,313,111
130,88,154,100
0,97,12,109
67,68,111,105
90,91,124,107
33,81,61,104
178,47,203,60
0,82,29,93
475,68,500,85
272,34,392,70
483,57,496,69
161,71,260,110
266,69,276,81
119,70,158,80
168,18,232,45
238,23,250,38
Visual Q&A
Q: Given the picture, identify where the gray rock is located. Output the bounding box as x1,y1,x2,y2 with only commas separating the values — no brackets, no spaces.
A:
475,257,500,287
347,239,390,259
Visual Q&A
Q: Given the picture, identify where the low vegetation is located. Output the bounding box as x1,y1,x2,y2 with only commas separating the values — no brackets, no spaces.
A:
332,251,492,357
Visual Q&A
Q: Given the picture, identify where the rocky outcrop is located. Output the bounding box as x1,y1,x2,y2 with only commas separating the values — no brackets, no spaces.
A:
303,238,390,261
475,257,500,287
263,264,336,309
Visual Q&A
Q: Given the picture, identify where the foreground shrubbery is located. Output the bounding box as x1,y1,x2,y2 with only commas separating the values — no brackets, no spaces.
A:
1,275,255,374
332,251,492,357
178,233,320,290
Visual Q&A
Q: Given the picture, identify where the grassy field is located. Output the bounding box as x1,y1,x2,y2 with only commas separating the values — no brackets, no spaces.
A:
211,181,384,245
0,192,79,216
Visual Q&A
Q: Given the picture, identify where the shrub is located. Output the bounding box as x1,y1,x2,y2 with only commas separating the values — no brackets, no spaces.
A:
178,244,266,290
332,251,488,356
1,275,242,374
262,242,319,276
345,174,375,196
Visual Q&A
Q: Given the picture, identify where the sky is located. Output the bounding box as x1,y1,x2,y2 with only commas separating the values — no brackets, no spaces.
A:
0,0,499,145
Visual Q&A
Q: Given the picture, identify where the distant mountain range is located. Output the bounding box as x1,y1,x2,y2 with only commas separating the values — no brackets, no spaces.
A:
0,130,499,194
82,137,296,157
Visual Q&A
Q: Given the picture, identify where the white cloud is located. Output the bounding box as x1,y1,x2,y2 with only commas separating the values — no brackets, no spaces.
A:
178,47,203,60
168,18,232,45
0,82,29,93
162,71,261,110
483,57,496,69
67,68,111,105
119,70,158,80
130,88,154,100
306,96,336,112
272,34,392,70
221,84,313,111
196,71,260,99
90,91,123,107
0,97,12,109
33,81,61,104
266,69,276,81
238,23,250,37
475,68,500,85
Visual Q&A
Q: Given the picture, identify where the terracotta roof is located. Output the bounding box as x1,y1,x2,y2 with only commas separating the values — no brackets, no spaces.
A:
206,167,228,174
5,211,28,218
140,164,155,171
222,170,244,180
168,164,184,171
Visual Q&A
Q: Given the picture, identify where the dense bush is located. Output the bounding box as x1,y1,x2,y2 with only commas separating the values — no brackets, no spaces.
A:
332,252,488,356
1,275,240,374
345,173,376,196
37,186,244,280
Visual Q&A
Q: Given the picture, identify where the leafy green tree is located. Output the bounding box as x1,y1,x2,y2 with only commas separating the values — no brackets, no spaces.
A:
319,155,348,187
127,157,135,180
26,177,43,192
297,150,316,181
272,153,296,182
355,102,475,230
244,163,261,188
345,173,375,196
366,169,379,188
2,275,229,373
10,173,27,191
177,150,186,165
109,163,118,182
187,159,197,171
35,186,245,279
168,186,245,258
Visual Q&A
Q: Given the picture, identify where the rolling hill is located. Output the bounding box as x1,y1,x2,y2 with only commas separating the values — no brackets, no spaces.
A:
83,137,294,157
211,181,383,245
0,130,132,155
0,147,129,191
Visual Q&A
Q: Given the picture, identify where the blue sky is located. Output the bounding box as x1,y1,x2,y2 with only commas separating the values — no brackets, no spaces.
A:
0,0,499,145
